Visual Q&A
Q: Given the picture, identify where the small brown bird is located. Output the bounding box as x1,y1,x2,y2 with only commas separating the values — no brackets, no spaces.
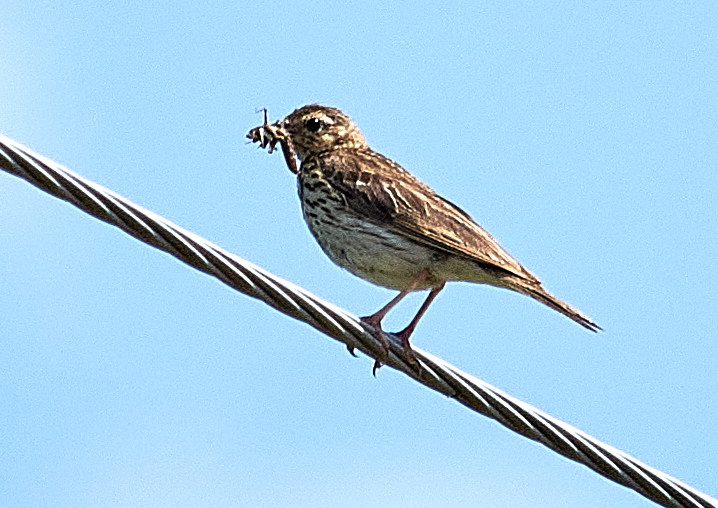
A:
248,104,600,368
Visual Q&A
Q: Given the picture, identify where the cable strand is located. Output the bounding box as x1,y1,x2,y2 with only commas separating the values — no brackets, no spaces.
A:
1,134,714,508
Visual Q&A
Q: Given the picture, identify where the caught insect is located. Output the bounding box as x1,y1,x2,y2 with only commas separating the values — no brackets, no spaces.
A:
247,109,299,175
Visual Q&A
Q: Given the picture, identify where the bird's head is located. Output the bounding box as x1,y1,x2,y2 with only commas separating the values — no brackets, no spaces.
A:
280,104,367,161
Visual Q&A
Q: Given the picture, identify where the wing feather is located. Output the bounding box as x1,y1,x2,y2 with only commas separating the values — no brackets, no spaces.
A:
316,148,539,283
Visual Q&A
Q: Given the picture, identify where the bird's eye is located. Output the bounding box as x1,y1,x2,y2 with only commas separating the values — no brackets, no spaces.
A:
305,118,322,132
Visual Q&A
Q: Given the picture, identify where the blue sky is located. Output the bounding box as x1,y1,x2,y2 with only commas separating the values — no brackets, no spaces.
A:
1,2,716,507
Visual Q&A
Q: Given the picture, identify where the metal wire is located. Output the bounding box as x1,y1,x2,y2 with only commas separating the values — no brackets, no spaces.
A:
1,133,715,508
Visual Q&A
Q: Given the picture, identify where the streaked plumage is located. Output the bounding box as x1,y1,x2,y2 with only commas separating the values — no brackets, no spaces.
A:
248,104,600,368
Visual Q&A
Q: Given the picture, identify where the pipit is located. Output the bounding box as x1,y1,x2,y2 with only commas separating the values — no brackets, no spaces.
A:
248,104,600,370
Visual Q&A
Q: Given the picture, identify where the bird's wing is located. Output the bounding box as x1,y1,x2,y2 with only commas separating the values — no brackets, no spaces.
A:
319,149,539,283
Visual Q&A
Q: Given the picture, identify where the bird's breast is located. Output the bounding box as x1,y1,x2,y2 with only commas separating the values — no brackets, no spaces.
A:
297,170,438,290
296,162,504,291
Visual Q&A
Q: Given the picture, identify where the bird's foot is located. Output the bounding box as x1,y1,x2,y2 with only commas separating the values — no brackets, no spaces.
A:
395,328,420,370
361,316,421,375
360,315,391,376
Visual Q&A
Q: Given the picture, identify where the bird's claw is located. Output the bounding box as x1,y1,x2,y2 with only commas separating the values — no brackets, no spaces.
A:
360,316,390,376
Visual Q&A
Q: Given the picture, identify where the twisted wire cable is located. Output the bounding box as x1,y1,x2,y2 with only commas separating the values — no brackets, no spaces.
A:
1,133,715,508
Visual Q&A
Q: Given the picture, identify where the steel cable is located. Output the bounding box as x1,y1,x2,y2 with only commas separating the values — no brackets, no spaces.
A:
1,134,715,508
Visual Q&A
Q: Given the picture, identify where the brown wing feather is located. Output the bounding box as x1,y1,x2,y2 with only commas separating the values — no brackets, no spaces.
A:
318,148,539,283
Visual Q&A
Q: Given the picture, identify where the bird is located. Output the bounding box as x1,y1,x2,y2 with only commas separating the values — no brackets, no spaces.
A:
247,104,600,370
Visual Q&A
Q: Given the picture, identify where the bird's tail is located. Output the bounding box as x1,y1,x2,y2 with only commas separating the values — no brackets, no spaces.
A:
512,281,602,333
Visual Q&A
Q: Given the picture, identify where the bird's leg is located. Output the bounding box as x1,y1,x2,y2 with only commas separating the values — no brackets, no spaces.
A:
361,268,430,373
362,288,412,371
396,281,446,360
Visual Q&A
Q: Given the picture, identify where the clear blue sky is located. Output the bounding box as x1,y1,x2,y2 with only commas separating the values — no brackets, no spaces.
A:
1,2,716,507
